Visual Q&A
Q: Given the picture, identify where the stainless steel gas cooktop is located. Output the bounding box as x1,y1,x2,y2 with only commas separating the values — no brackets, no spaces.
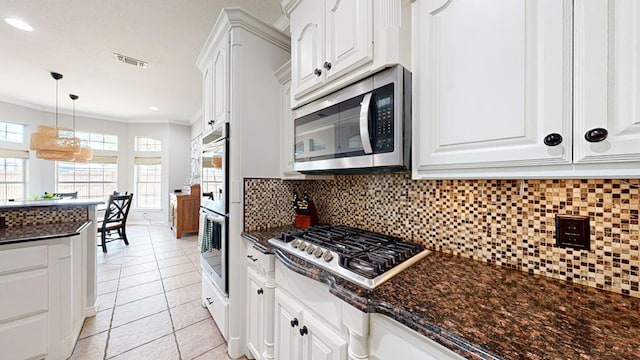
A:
268,225,430,289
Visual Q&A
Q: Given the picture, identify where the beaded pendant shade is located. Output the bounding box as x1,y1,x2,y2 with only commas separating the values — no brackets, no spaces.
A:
30,72,81,160
69,94,93,163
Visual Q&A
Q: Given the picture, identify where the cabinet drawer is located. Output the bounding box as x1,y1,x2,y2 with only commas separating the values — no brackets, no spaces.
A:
0,268,48,322
0,313,47,360
0,245,47,275
370,314,464,360
247,245,274,273
202,274,229,340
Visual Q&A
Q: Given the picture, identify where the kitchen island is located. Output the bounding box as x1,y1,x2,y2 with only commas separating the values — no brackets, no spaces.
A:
0,199,102,360
243,228,640,360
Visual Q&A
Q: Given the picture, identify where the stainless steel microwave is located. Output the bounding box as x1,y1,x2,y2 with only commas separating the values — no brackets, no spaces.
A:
293,65,411,173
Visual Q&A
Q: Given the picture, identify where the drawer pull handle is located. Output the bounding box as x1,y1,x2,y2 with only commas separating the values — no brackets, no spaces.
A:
584,128,608,143
247,255,258,262
299,326,308,336
290,318,298,327
257,288,264,295
543,133,563,146
206,297,214,305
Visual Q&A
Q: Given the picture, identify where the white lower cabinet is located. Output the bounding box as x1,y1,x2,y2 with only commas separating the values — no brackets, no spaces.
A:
0,233,86,360
247,267,266,359
274,289,347,360
245,244,276,360
369,314,464,360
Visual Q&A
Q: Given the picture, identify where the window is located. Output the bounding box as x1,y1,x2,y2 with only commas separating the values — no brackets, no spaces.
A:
0,122,25,143
56,156,118,200
0,149,28,201
75,131,118,151
135,136,162,152
134,157,161,209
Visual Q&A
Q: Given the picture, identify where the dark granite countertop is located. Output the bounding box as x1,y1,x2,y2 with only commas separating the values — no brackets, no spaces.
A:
0,221,92,245
0,199,103,210
242,228,640,360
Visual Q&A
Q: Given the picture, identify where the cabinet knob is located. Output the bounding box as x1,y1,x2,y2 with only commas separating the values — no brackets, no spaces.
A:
207,120,214,127
206,297,213,305
323,62,332,70
584,128,608,143
299,326,308,336
290,318,299,328
543,133,563,147
314,68,322,77
257,288,264,295
247,255,258,262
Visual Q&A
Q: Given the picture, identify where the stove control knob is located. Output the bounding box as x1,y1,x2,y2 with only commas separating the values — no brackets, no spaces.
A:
306,245,315,254
291,239,300,248
313,248,324,258
323,252,334,262
298,242,307,251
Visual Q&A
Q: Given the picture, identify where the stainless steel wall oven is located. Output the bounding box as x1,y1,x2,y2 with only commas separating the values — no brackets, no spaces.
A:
198,122,229,294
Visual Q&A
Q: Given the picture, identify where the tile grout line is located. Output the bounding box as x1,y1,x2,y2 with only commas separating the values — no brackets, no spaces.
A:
148,224,185,360
104,227,159,359
102,263,122,360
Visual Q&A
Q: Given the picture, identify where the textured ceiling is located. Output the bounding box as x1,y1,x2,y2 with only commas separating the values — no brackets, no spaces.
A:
0,0,284,124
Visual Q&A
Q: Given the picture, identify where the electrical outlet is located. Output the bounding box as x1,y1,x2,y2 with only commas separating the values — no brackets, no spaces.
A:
555,215,590,250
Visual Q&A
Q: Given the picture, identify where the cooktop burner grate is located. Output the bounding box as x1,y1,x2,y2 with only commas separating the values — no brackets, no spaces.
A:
271,225,430,288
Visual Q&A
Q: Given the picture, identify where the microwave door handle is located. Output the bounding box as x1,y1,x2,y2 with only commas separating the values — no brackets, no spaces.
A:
359,92,373,154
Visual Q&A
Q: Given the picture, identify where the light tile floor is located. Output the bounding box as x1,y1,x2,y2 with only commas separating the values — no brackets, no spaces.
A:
71,224,246,360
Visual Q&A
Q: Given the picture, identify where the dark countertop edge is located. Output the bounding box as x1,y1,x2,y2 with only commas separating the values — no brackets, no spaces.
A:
0,221,93,246
241,231,273,254
242,230,500,360
0,200,104,210
272,248,499,360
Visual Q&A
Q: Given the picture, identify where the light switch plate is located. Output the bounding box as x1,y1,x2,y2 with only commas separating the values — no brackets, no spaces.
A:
555,215,590,251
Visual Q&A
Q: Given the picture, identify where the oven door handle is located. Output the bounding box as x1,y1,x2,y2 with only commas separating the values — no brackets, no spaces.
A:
359,92,373,154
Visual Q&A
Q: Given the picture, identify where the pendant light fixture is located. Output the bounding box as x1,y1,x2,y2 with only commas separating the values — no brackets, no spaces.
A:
30,72,80,160
69,94,93,162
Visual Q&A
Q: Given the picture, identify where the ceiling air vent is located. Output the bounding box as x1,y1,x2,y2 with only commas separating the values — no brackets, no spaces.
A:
113,53,148,69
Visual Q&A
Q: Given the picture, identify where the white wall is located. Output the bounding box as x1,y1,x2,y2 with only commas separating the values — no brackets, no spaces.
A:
0,100,192,224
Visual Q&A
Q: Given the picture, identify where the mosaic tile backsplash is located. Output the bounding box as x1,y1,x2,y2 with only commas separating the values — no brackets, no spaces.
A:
1,206,88,228
244,174,640,298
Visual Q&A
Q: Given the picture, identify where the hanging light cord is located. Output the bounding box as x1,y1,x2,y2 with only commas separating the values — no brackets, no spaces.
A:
55,77,59,128
72,97,75,130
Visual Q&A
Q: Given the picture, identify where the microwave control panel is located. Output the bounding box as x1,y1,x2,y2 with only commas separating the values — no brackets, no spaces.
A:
372,83,394,153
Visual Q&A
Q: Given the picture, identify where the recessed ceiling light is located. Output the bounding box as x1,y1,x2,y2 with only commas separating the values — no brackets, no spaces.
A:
149,106,159,111
4,18,33,31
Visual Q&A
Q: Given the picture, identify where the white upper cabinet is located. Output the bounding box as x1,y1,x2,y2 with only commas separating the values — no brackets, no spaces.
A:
291,0,325,98
290,0,372,100
413,0,640,178
413,0,573,179
324,0,372,82
202,61,213,132
211,35,229,126
284,0,409,108
198,32,230,133
573,0,640,165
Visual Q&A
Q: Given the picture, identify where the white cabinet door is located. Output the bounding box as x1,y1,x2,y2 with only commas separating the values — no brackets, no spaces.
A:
301,313,348,360
573,0,640,164
274,290,303,360
211,35,229,125
202,60,214,132
291,0,325,99
413,0,573,177
247,267,265,359
324,0,372,82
